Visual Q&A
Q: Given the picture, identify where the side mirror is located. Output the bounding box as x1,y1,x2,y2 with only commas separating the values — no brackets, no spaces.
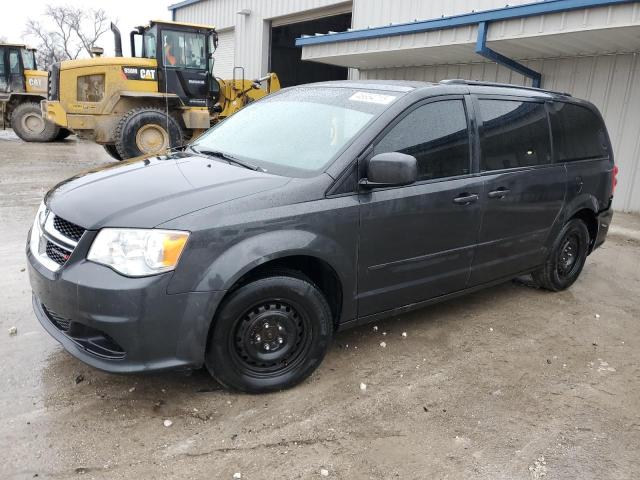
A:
359,152,417,189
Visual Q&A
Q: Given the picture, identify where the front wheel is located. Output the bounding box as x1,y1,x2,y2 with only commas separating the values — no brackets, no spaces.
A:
206,274,333,393
533,219,590,291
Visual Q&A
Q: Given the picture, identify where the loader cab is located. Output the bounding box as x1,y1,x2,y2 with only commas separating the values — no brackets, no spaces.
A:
131,21,219,107
0,44,35,93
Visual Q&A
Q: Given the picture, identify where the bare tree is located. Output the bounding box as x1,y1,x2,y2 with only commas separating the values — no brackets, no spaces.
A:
24,5,111,69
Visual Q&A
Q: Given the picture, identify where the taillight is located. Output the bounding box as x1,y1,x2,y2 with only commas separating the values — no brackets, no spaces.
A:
612,165,619,195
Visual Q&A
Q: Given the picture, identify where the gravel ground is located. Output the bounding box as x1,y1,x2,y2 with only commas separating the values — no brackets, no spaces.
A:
1,131,639,480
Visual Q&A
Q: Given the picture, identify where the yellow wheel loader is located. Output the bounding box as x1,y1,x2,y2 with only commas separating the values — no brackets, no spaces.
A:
0,44,69,142
43,21,280,160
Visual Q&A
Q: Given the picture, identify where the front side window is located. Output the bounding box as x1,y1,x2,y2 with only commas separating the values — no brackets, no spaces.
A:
479,100,551,171
550,102,608,162
162,30,206,69
21,49,36,70
192,87,398,177
374,99,471,181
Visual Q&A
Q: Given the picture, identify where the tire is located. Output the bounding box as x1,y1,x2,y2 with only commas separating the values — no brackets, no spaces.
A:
205,274,333,393
55,128,72,141
10,102,60,142
533,219,590,291
102,144,123,161
114,107,184,160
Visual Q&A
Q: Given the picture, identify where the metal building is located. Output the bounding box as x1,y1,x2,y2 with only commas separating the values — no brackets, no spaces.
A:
169,0,640,212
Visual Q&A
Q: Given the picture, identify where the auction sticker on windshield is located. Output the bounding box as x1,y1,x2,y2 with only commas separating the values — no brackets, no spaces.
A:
349,91,396,105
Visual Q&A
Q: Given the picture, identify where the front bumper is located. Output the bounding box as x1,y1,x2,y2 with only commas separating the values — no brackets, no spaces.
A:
27,232,225,374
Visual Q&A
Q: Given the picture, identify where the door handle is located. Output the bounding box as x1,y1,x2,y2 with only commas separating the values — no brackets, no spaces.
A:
453,193,479,205
488,188,510,199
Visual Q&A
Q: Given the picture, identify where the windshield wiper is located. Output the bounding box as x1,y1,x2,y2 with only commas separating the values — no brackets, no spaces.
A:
189,145,262,171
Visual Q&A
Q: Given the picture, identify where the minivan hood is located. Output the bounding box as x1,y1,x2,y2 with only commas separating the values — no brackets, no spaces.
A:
45,153,291,229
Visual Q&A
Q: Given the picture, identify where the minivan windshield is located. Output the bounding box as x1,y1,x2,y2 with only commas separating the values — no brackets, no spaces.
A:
191,87,399,177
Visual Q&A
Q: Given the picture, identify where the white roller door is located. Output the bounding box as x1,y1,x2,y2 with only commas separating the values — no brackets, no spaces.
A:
213,29,235,79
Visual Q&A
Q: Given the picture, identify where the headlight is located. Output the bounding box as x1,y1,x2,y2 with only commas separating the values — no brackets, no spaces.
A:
29,201,48,253
87,228,189,277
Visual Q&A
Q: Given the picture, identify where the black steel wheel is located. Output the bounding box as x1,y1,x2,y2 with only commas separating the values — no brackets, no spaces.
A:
533,218,590,291
206,274,333,393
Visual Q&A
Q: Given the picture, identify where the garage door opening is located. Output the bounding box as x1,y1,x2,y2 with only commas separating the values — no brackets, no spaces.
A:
270,13,352,88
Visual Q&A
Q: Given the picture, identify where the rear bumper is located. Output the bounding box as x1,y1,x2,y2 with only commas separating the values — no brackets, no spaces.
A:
27,239,225,374
593,207,614,251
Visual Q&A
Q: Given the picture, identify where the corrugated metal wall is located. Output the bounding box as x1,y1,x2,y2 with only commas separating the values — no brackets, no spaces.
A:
352,0,534,29
174,0,351,78
360,53,640,212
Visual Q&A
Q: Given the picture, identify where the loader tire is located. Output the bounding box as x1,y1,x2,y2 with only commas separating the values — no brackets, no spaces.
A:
114,107,184,160
11,102,60,142
103,144,123,161
55,128,72,141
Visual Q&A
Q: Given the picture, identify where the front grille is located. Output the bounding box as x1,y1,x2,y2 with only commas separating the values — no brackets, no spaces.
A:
45,241,72,265
53,216,85,242
42,305,71,332
48,63,60,101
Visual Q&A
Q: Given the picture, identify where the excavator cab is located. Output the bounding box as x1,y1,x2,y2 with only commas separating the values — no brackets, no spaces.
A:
130,20,219,108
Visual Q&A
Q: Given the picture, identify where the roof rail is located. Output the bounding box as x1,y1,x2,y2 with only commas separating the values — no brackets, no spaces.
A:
440,79,572,97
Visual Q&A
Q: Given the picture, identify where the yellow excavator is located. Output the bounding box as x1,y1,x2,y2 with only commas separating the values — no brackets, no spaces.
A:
43,20,280,160
0,44,70,142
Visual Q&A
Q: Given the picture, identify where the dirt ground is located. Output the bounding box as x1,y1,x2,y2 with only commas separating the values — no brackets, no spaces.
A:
1,130,639,480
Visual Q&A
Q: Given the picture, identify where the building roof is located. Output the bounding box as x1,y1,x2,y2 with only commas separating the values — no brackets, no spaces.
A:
295,0,637,46
296,0,640,70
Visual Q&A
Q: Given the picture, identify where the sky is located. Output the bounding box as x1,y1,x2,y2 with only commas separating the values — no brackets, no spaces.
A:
0,0,172,57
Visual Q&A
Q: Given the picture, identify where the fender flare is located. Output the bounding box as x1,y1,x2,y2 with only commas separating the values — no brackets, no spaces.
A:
189,229,352,294
545,193,599,252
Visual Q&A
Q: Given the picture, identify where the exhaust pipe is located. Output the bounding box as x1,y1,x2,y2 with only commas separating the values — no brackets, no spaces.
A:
111,22,123,57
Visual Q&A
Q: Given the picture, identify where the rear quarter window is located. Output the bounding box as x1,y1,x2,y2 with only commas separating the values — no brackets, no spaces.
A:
550,102,609,162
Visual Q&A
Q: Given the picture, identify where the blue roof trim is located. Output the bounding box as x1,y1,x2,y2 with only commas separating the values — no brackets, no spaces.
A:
295,0,636,46
168,0,202,10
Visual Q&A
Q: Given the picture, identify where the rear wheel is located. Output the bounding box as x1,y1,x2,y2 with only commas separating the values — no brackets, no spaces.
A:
205,274,333,393
114,107,183,159
102,144,122,161
533,219,590,291
10,102,60,142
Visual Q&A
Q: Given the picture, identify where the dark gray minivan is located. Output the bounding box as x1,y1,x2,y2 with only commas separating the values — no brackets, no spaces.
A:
27,79,616,392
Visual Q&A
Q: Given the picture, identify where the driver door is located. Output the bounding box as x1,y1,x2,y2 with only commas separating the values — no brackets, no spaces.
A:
7,48,25,93
357,97,484,317
0,47,9,92
158,29,209,107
